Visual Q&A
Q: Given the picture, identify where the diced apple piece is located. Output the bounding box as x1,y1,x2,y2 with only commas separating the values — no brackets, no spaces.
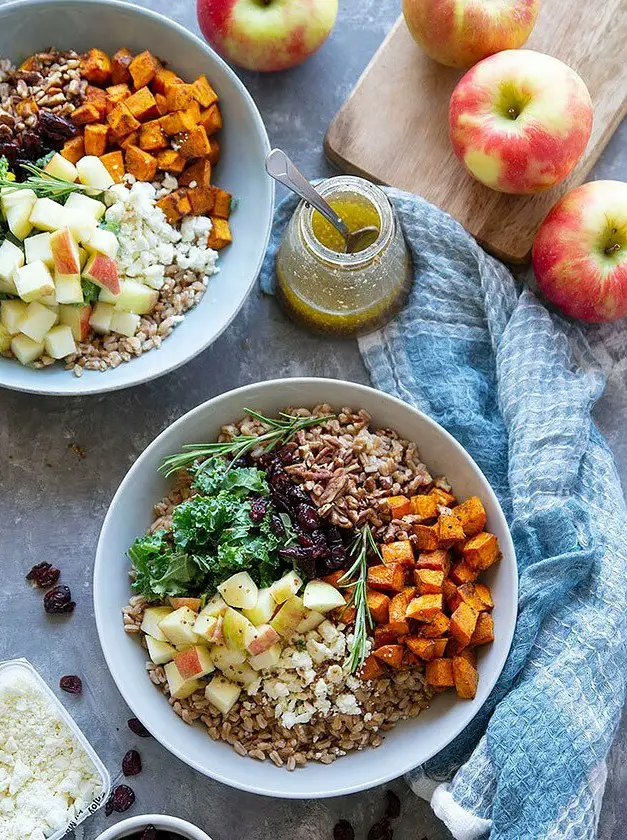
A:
44,153,78,182
1,188,36,214
146,636,176,665
108,280,158,313
204,674,241,715
303,580,346,613
85,227,119,258
83,252,120,295
89,301,114,334
158,606,200,648
270,571,303,604
13,260,55,302
10,333,44,365
0,323,11,353
64,209,97,244
242,587,276,626
218,571,258,610
18,301,57,343
164,661,202,700
193,612,219,642
246,623,280,656
220,661,258,687
270,595,305,638
59,303,92,341
44,324,76,359
54,275,83,305
50,227,81,277
174,645,214,680
76,155,115,191
110,309,140,337
140,605,173,642
211,645,247,671
64,192,106,222
38,294,59,309
0,240,23,294
7,201,36,241
24,232,54,268
1,299,28,334
168,596,203,611
296,609,325,634
248,643,281,672
202,593,228,617
78,246,89,269
222,607,257,651
29,197,68,232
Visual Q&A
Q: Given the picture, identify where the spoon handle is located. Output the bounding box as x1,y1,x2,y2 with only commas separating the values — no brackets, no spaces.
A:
265,149,350,238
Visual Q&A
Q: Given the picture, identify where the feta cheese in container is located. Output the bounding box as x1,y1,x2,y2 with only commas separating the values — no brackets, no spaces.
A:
0,659,110,840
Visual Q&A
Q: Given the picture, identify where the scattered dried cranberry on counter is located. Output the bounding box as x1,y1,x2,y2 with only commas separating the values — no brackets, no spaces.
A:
367,818,393,840
122,749,142,776
43,585,75,614
333,819,355,840
127,717,151,737
59,675,82,694
26,562,60,588
385,790,401,819
105,784,135,815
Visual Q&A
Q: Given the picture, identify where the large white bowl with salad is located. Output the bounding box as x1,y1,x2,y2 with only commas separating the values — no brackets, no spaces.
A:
94,378,517,798
0,0,272,395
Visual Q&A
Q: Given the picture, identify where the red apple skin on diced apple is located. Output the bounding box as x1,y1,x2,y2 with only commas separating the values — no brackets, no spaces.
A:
210,615,224,644
174,647,207,681
50,228,81,277
247,624,280,656
449,50,593,195
169,597,202,611
83,253,120,295
532,180,627,323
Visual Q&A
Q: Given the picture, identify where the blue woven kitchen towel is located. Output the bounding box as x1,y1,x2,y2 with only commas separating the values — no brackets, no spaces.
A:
260,187,627,840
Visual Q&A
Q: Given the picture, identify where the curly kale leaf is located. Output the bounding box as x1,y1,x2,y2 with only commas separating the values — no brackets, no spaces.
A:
190,459,268,497
128,531,204,600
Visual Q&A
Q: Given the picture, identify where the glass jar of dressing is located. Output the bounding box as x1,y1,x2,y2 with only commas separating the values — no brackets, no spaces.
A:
275,176,412,337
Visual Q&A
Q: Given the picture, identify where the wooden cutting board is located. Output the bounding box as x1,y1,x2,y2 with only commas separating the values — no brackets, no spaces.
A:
325,7,627,264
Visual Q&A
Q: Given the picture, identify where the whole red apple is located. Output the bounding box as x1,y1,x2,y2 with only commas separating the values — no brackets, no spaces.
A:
532,180,627,323
197,0,338,72
402,0,539,69
449,50,593,194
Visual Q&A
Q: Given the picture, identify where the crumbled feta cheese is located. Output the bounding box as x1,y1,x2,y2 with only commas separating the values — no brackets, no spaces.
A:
335,693,361,716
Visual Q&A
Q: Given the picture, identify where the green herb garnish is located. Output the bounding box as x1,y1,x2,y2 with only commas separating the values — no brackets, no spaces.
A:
0,161,105,201
81,279,100,304
160,409,334,477
339,525,379,674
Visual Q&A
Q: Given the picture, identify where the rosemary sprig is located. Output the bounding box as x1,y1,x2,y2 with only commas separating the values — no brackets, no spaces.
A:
339,524,379,674
159,408,335,477
0,161,104,201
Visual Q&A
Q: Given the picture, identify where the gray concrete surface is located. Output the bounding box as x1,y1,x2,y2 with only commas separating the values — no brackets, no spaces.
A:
1,0,626,838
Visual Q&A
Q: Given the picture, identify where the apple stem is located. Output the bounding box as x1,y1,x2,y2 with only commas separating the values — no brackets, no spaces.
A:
605,243,621,255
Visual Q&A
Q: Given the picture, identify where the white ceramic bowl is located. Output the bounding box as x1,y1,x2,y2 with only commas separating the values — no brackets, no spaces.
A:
0,0,273,396
94,378,518,798
95,814,211,840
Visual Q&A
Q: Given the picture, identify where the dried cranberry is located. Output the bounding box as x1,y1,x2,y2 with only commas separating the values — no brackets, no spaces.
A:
334,820,355,840
278,546,317,580
367,818,393,840
26,562,60,588
249,496,269,523
106,784,135,814
127,717,151,737
276,444,297,465
20,131,44,160
295,503,320,532
43,585,75,614
232,455,250,468
270,514,286,537
0,140,19,165
38,110,77,143
384,790,401,819
122,749,142,776
141,828,158,840
59,675,82,694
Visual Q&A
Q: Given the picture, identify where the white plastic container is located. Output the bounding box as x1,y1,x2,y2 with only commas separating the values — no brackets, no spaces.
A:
0,658,111,839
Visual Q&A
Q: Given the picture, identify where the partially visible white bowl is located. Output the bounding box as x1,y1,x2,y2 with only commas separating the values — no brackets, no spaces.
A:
0,0,273,396
95,814,211,840
94,378,518,798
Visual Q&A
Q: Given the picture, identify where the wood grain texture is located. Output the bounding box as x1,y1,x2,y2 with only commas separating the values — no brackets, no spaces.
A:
325,5,627,264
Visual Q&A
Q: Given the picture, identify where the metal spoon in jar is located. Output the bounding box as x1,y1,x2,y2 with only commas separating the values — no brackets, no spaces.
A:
265,148,379,254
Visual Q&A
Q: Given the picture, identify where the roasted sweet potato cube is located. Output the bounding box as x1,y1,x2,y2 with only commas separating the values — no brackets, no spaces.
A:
99,151,125,183
157,188,192,224
338,601,356,625
193,74,219,108
319,569,344,586
152,67,183,95
413,524,440,551
374,625,398,649
470,612,494,647
366,563,405,594
373,644,404,670
85,85,108,118
156,149,186,174
416,549,450,574
209,186,232,219
125,88,159,121
429,487,457,507
80,48,112,85
405,636,436,661
160,104,198,135
200,103,222,136
438,514,466,546
381,540,414,567
409,494,439,520
452,656,479,699
61,136,84,164
414,568,444,595
71,102,101,126
448,583,488,614
450,602,478,648
179,125,210,160
453,497,487,537
125,145,158,181
463,532,501,570
129,50,160,89
165,82,195,111
442,577,457,601
366,590,390,624
406,594,443,622
139,119,168,151
107,102,141,138
426,658,455,688
208,136,220,165
431,638,448,658
474,583,494,611
111,48,133,84
106,83,132,113
450,560,479,585
207,217,232,249
84,124,109,157
155,93,168,115
388,592,411,635
119,130,140,150
385,495,411,519
359,654,385,681
179,158,212,188
185,185,213,215
458,648,477,666
419,611,450,638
